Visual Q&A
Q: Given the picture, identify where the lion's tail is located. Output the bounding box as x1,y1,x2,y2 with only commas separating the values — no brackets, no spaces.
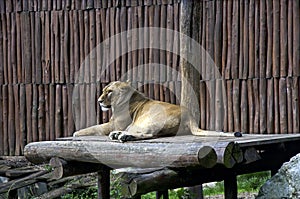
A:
189,119,242,137
191,129,238,137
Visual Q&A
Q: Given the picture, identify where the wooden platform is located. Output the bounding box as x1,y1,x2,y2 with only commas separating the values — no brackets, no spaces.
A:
24,134,300,199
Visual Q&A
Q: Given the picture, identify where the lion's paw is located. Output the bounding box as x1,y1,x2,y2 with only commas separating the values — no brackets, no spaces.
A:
109,131,122,140
109,131,135,142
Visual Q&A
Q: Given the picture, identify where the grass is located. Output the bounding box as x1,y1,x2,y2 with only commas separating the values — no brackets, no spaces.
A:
60,171,271,199
203,171,271,197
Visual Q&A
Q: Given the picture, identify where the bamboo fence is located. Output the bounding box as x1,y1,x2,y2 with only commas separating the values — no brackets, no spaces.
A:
0,0,299,155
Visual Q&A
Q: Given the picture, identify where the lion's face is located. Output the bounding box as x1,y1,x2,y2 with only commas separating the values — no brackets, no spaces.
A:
98,81,132,111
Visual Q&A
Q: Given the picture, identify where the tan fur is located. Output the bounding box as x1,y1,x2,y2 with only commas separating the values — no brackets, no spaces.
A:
73,81,237,142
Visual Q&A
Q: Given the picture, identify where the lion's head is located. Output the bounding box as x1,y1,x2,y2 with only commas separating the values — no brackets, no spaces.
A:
98,81,134,111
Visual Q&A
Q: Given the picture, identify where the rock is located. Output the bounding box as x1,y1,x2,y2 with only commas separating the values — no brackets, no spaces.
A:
256,153,300,199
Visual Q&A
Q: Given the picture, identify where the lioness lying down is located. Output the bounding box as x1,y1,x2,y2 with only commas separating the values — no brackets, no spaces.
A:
73,81,242,142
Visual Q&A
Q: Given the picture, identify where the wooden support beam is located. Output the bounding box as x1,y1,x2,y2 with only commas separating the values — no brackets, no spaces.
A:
224,173,237,199
97,168,110,199
156,190,169,199
48,157,103,180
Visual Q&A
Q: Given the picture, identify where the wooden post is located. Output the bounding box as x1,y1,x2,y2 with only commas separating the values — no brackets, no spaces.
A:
97,168,110,199
180,1,203,199
156,190,169,199
224,173,237,199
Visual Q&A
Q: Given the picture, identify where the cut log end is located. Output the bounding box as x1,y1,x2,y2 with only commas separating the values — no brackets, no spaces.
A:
197,146,217,168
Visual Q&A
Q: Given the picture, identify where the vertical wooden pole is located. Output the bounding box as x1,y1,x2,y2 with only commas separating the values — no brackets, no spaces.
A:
224,173,237,199
180,1,203,199
97,168,110,199
156,190,169,199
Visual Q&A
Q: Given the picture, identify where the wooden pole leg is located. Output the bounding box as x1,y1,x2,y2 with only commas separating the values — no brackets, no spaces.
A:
156,190,169,199
98,168,110,199
224,174,237,199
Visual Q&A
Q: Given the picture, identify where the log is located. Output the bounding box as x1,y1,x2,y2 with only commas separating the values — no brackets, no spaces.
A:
36,174,97,199
24,136,218,169
48,157,103,180
0,170,48,194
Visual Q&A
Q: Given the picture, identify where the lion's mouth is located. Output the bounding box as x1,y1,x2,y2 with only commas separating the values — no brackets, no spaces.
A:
99,103,111,111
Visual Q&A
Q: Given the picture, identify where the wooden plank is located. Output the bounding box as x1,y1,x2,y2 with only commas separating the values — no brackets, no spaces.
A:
225,0,232,79
279,78,287,133
215,0,222,76
11,13,17,84
49,84,55,141
64,11,70,83
30,12,36,83
254,1,260,78
166,5,174,81
292,78,299,133
19,84,26,153
232,79,240,132
84,10,90,83
8,85,15,156
259,79,267,134
253,79,259,133
35,11,42,84
80,84,86,129
89,10,96,83
16,13,22,83
69,11,75,83
160,5,167,82
44,11,51,84
238,0,244,79
231,0,238,79
0,14,3,85
266,0,273,78
267,79,274,133
59,10,65,83
259,0,266,77
38,85,45,141
25,84,33,144
55,85,62,139
132,7,138,83
226,80,233,132
248,0,255,78
240,80,248,133
287,78,293,133
247,80,254,134
73,10,80,82
273,0,280,77
120,7,127,82
0,85,3,155
2,14,7,84
7,13,12,84
274,78,280,133
13,86,20,155
287,0,293,76
32,84,38,142
62,85,68,137
221,0,227,78
280,0,287,77
293,0,300,76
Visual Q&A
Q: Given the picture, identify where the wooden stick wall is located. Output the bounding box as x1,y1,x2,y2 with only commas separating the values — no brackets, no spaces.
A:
0,0,299,155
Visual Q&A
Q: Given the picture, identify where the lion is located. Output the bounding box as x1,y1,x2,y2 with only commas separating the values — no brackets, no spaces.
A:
73,81,242,142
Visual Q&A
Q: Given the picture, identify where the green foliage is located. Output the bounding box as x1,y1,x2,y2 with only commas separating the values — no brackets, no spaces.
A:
61,187,98,199
203,171,271,196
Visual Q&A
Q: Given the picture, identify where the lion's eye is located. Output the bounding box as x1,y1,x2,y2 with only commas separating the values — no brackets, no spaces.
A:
107,90,113,98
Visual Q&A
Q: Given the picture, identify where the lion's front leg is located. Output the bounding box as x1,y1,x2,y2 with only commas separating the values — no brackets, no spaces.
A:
73,123,113,137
